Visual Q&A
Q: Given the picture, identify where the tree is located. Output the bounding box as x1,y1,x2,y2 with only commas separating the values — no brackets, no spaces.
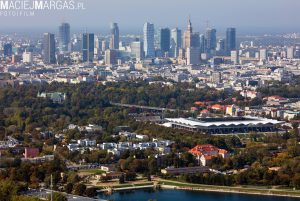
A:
292,173,300,189
85,187,97,198
0,180,18,201
65,183,73,194
125,172,136,181
119,174,125,184
73,183,86,196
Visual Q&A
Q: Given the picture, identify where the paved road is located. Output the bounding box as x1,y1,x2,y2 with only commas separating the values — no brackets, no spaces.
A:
26,189,106,201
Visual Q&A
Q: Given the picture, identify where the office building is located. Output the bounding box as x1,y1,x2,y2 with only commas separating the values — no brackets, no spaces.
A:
199,34,206,54
43,33,56,64
3,43,12,57
72,36,82,52
22,51,33,63
130,40,144,60
205,28,217,52
178,48,185,60
110,23,119,50
216,39,225,55
186,47,200,65
170,28,182,57
102,41,109,52
58,22,70,52
231,50,239,65
211,71,222,84
158,28,171,54
191,33,200,48
226,28,236,55
143,22,155,58
105,49,117,65
259,49,267,61
82,33,94,62
287,46,294,59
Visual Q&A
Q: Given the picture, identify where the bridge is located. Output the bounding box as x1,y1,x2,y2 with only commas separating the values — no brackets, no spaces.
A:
110,102,188,113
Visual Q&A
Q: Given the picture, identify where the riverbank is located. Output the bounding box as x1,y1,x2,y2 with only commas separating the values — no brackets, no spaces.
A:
158,180,300,198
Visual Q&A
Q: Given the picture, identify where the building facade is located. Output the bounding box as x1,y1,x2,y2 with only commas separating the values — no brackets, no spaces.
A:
43,33,56,64
143,22,155,58
226,28,236,55
58,22,70,53
82,33,94,62
110,22,119,50
170,28,182,58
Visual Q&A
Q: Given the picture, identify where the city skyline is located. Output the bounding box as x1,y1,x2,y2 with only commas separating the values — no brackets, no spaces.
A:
0,0,299,35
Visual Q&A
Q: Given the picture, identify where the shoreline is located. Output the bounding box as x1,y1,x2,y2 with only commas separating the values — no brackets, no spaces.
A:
160,184,300,198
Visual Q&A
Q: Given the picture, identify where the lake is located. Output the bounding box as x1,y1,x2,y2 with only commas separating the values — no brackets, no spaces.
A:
98,189,300,201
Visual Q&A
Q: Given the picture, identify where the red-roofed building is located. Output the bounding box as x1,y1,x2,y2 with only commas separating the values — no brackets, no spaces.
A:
194,101,207,106
210,104,224,111
23,148,39,159
264,96,289,106
189,144,229,166
264,96,288,101
190,107,198,112
264,96,289,103
199,109,210,117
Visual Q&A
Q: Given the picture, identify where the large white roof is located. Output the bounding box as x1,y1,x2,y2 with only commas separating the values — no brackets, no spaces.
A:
165,116,284,127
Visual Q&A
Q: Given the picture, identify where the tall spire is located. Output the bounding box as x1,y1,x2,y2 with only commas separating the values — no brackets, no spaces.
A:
188,15,192,33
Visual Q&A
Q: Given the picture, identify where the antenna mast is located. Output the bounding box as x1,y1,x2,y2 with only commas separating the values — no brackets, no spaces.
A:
50,174,53,201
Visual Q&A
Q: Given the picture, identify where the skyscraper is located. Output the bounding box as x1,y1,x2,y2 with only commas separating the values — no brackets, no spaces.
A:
102,41,109,52
58,22,70,53
199,34,206,54
205,28,217,52
191,33,200,48
216,39,225,56
226,28,236,55
110,23,119,50
3,43,12,57
158,28,171,54
143,22,155,58
170,28,182,57
82,33,94,62
183,17,193,49
43,33,56,64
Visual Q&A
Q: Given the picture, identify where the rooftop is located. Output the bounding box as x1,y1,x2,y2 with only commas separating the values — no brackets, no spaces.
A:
165,116,284,127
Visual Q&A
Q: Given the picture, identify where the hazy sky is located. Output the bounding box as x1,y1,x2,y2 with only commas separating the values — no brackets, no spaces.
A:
1,0,300,34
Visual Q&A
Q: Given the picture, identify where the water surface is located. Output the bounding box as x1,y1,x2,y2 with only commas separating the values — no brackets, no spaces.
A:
98,189,300,201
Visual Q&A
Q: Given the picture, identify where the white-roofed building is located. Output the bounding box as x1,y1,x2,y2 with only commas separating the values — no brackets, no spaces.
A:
164,116,284,135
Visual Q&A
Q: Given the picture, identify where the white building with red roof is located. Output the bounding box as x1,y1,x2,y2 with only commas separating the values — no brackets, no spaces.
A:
189,144,229,166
